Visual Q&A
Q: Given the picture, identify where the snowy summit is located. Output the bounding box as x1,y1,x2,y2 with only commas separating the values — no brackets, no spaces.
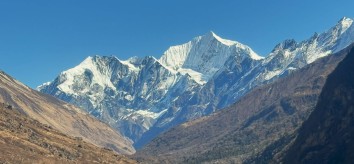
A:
159,31,263,83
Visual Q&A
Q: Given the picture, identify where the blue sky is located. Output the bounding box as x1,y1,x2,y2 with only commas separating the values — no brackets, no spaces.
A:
1,0,354,88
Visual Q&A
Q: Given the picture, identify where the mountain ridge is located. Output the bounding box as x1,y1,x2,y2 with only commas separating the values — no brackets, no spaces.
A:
39,17,354,148
282,41,354,164
135,41,353,164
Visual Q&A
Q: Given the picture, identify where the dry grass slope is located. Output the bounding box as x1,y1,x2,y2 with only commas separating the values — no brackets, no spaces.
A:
0,103,136,164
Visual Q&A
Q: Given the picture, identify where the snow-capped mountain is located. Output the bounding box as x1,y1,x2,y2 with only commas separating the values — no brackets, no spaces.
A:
159,31,262,84
39,17,354,148
39,55,185,142
205,17,354,110
39,31,261,143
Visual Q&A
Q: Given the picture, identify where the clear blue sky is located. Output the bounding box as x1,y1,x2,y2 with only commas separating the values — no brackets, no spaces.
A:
1,0,354,88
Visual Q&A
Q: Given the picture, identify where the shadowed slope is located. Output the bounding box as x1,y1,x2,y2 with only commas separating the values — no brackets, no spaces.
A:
283,42,354,164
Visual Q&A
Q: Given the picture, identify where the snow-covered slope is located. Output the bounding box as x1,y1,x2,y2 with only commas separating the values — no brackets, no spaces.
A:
39,17,354,148
159,31,263,84
210,17,354,110
39,55,186,142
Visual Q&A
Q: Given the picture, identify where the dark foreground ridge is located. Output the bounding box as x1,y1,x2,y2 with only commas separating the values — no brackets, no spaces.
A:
283,43,354,163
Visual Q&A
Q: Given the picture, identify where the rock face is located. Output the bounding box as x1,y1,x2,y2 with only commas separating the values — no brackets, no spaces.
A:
0,103,136,163
39,18,354,147
282,43,354,164
0,71,135,154
135,42,353,164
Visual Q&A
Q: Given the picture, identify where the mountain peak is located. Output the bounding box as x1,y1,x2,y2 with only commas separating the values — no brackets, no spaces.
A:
336,17,353,32
338,17,353,24
272,39,297,52
200,31,239,46
200,32,263,59
205,31,217,37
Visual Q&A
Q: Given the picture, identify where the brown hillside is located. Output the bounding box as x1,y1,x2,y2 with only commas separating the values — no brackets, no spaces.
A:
0,71,135,154
0,103,136,163
282,41,354,164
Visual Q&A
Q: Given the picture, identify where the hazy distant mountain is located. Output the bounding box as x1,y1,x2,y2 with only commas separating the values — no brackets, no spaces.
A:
135,41,353,164
39,17,354,148
0,71,135,154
